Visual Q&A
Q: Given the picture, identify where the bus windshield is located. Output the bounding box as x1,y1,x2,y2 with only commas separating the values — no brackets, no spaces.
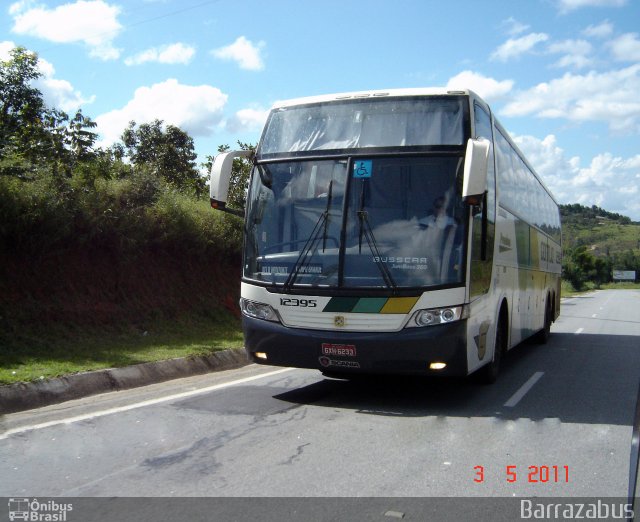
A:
259,97,465,155
244,155,466,290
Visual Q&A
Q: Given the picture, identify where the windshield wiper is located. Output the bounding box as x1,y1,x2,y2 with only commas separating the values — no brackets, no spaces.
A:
257,164,272,188
283,181,334,291
358,183,366,254
356,182,397,291
322,180,333,252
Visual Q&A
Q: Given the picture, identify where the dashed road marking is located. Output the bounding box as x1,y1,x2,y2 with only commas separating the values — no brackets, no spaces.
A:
504,372,545,408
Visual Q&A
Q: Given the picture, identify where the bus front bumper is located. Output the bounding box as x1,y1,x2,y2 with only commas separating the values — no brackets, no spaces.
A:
242,316,468,376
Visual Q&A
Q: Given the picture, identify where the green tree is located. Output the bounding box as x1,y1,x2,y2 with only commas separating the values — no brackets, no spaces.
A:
592,257,611,288
67,109,98,163
0,46,45,142
121,120,203,195
612,249,640,273
562,246,613,290
0,46,49,175
40,108,70,177
563,246,593,291
0,47,99,179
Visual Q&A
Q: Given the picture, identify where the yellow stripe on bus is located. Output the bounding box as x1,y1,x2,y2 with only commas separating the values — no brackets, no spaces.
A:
380,297,420,314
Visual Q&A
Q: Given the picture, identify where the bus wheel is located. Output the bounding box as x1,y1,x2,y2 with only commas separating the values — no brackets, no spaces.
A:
477,317,505,385
535,298,552,345
321,371,350,380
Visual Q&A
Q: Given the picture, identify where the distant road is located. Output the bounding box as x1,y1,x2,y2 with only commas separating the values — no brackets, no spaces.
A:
1,290,639,511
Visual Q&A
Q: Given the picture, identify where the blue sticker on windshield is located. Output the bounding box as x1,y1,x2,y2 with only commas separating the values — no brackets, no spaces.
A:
353,160,372,178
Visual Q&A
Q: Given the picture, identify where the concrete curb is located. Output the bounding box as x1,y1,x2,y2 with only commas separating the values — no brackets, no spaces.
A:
0,348,249,415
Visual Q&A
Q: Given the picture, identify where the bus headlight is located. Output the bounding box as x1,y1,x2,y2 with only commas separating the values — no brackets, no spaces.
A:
240,299,281,323
407,305,467,328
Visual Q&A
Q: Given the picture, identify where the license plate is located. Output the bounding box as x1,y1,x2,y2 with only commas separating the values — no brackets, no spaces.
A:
321,343,357,357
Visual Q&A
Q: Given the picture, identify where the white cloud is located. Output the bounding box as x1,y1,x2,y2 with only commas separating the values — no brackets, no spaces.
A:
0,41,94,112
36,77,93,112
95,79,228,145
211,36,265,71
608,33,640,62
513,134,580,198
124,43,196,66
10,0,122,60
35,57,95,112
514,134,640,220
226,107,270,133
556,0,627,14
0,40,16,59
491,33,549,62
446,71,514,101
502,17,530,37
8,1,31,16
502,65,640,133
36,55,55,76
582,20,614,38
547,39,593,69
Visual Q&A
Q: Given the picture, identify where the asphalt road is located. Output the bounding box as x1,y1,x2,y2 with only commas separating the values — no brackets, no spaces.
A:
1,290,639,518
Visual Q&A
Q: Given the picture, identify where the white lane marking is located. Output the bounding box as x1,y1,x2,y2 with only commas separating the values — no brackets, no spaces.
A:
591,314,597,318
575,327,584,334
504,372,545,408
0,367,294,440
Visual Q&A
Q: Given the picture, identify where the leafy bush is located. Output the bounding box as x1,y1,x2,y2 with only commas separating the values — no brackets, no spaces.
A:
0,167,242,260
0,171,74,253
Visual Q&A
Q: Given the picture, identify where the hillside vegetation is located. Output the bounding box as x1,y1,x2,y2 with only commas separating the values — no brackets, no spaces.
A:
0,46,252,383
560,204,640,290
0,169,247,382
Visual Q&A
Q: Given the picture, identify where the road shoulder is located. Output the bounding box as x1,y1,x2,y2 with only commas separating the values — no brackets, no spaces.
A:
0,348,248,415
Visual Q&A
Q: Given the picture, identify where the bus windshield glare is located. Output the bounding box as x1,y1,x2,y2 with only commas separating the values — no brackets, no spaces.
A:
244,155,466,289
259,98,464,154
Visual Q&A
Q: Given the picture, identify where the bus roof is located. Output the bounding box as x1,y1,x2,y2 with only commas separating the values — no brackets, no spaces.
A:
272,88,483,109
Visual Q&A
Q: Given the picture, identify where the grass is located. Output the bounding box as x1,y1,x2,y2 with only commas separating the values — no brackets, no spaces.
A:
561,279,640,297
600,281,640,290
0,314,243,385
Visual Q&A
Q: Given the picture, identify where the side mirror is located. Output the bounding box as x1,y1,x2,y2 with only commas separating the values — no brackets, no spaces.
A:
462,138,490,203
210,150,252,217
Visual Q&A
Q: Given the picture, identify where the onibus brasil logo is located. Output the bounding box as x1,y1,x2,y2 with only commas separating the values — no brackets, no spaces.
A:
8,498,73,521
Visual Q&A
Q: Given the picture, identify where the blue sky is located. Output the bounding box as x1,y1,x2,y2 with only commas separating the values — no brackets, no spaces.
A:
2,0,640,219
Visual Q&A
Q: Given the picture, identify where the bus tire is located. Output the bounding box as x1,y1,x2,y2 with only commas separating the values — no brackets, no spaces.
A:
477,313,505,385
321,371,350,380
535,296,552,345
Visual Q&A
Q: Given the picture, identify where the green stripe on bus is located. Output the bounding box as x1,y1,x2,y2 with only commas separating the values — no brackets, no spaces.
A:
322,297,360,313
351,298,388,313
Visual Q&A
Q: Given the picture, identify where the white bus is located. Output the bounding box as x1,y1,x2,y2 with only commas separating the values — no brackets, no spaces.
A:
211,88,561,383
